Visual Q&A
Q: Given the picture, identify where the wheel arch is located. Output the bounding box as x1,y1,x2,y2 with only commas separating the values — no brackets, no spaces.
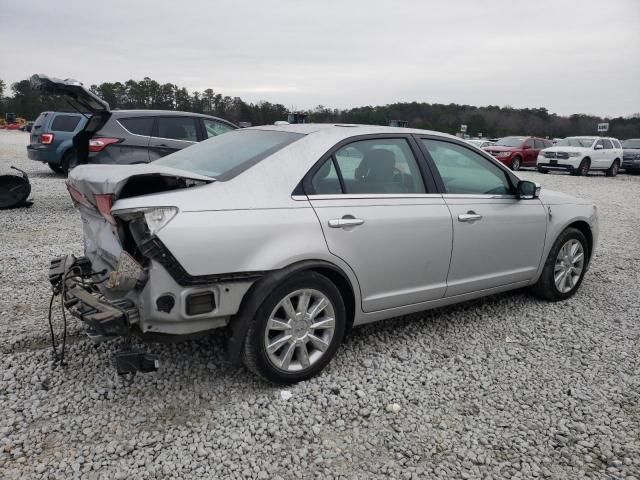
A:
227,259,357,364
566,220,593,262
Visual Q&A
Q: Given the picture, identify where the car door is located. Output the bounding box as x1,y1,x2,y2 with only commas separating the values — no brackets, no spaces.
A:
306,136,453,312
419,138,547,297
148,116,199,160
522,138,536,165
600,139,614,168
591,139,605,168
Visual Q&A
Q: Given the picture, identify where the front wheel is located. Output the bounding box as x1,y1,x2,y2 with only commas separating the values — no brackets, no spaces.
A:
511,156,522,171
531,227,589,301
574,158,590,176
241,271,346,384
606,160,619,177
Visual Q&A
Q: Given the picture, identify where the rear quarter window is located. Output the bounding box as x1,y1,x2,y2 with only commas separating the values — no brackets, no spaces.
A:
118,117,154,136
50,115,82,132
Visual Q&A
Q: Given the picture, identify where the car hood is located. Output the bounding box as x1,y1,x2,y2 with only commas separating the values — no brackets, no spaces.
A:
67,163,214,201
542,146,589,153
537,188,591,205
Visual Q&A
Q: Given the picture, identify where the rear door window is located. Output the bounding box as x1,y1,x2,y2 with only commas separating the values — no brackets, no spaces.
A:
203,119,235,138
602,139,613,149
119,117,154,136
50,115,82,132
156,117,198,142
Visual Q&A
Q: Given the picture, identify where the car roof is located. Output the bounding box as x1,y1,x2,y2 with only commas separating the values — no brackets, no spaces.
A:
250,123,460,140
109,110,235,123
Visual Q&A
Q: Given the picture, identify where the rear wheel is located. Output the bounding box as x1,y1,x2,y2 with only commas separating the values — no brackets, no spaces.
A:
61,149,78,175
531,227,588,301
511,156,522,171
241,271,346,384
48,162,65,174
606,159,619,177
574,158,590,176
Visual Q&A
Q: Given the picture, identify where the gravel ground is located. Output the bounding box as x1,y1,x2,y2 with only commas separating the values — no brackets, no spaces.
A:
1,129,639,480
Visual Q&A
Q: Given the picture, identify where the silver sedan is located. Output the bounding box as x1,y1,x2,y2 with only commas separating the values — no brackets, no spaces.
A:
56,123,598,383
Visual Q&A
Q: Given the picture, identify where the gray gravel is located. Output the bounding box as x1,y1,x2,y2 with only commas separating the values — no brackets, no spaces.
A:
1,129,639,479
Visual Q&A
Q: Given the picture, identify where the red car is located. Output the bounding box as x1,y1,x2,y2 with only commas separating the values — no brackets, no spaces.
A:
483,136,553,170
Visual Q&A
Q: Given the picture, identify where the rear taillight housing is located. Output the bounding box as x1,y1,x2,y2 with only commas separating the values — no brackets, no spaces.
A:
66,182,93,208
94,194,116,224
89,137,121,152
41,133,54,144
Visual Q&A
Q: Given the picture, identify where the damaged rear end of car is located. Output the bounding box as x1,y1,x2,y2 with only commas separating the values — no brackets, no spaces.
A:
49,164,231,369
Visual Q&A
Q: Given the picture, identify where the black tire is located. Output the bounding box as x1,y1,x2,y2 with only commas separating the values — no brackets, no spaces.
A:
537,167,549,174
574,158,590,176
511,156,522,171
48,162,65,174
61,149,78,175
606,159,619,177
241,271,346,384
531,227,589,302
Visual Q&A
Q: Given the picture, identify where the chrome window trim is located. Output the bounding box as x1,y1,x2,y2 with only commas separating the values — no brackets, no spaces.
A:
441,194,518,200
116,119,152,139
306,193,443,200
150,136,197,144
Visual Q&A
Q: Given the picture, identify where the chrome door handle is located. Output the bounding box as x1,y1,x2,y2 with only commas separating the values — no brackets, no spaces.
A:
458,212,483,222
328,218,365,228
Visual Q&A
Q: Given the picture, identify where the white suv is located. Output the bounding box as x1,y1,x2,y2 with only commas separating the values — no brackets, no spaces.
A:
537,136,623,176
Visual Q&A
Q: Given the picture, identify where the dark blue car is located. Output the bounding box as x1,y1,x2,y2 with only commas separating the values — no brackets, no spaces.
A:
27,111,88,173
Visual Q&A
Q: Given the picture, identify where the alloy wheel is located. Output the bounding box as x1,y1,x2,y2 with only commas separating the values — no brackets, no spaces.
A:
554,239,585,293
264,289,336,372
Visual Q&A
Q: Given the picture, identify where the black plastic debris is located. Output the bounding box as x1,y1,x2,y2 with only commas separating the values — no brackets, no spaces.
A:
0,166,33,209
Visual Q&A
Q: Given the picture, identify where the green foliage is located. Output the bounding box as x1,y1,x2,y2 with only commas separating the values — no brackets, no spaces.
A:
0,76,639,137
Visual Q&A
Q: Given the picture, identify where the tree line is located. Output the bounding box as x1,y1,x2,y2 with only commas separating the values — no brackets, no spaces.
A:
1,76,639,138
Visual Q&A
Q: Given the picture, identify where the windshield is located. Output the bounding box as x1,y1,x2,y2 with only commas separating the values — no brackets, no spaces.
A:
556,137,596,148
155,129,304,180
622,139,640,149
495,137,525,147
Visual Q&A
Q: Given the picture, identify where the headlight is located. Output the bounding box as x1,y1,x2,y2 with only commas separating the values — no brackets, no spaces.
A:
568,152,581,157
113,207,178,235
496,151,511,158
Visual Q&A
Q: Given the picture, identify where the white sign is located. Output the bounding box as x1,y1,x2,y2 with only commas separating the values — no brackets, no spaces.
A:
460,124,467,133
597,123,609,132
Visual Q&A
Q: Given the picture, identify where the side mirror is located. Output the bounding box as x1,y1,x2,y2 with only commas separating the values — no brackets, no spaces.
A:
594,144,603,150
517,180,540,200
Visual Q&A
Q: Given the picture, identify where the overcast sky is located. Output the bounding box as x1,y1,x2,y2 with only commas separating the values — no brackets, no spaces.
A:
1,0,639,117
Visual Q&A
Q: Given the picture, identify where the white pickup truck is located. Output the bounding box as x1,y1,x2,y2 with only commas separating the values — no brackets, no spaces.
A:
537,136,623,176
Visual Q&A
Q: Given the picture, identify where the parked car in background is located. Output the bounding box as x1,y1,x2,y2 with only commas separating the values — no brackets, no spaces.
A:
483,136,552,170
29,75,237,174
621,138,640,174
85,110,236,167
27,111,88,174
21,121,35,132
467,139,494,148
537,137,623,176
